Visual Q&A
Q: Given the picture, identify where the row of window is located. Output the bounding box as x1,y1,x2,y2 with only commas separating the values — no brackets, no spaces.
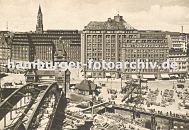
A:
124,54,166,58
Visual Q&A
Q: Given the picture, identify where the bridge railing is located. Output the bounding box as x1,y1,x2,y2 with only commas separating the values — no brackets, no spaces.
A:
0,83,32,120
25,82,58,130
45,92,67,130
112,104,189,123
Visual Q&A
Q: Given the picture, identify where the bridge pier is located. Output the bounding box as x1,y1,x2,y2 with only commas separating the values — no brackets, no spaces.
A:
27,93,30,100
24,96,26,103
4,115,6,128
132,110,135,120
15,104,17,114
168,118,174,130
132,106,136,120
10,109,12,120
151,115,156,130
20,98,22,107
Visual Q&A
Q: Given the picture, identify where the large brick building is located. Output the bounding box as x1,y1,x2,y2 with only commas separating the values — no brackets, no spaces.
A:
81,14,169,79
10,5,81,63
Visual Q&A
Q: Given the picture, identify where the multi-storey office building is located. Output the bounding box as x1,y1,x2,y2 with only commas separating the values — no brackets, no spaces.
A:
81,14,169,79
121,30,169,79
81,14,136,78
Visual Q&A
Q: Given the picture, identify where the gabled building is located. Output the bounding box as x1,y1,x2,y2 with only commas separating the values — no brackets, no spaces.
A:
0,31,12,72
75,79,97,96
82,14,136,78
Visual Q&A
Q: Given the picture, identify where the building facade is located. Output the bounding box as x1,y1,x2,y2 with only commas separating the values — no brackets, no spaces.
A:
167,32,188,52
121,30,169,79
81,14,169,79
81,14,135,78
169,49,188,78
11,33,55,63
46,30,81,62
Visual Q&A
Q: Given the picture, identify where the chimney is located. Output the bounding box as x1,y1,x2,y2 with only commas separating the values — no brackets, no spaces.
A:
108,18,111,22
114,14,123,22
181,26,183,33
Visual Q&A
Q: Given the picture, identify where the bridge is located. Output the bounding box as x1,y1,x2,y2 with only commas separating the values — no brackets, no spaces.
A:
81,101,110,112
109,105,189,130
0,83,34,121
0,82,67,130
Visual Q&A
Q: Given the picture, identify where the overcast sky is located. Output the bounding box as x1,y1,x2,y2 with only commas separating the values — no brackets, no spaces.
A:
0,0,189,33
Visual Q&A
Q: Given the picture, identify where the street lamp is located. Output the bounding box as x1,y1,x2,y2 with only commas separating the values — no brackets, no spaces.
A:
89,85,94,118
137,70,142,105
121,74,122,89
0,64,2,102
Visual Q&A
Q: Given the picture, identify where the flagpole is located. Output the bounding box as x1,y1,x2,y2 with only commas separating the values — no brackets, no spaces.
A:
0,65,2,102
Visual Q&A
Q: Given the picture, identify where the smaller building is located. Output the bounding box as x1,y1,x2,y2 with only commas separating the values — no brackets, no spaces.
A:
25,69,38,83
36,70,55,81
75,79,97,96
0,32,11,72
167,32,187,52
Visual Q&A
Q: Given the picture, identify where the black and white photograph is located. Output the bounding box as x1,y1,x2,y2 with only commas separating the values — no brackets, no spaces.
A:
0,0,189,130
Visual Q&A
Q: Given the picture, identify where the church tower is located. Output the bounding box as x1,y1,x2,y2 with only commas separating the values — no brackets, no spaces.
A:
36,5,43,33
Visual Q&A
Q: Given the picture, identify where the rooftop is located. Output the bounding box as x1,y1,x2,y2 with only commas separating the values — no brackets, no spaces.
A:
36,70,55,76
75,79,97,91
84,14,135,30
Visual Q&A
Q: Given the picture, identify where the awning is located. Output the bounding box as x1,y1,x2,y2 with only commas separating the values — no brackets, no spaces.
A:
141,79,148,82
143,75,155,79
131,75,138,79
175,74,179,78
106,73,111,78
111,73,116,78
161,74,170,79
86,72,92,78
169,74,179,78
70,86,75,89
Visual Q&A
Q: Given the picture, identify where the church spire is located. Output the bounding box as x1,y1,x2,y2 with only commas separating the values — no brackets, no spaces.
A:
38,5,42,14
36,5,43,33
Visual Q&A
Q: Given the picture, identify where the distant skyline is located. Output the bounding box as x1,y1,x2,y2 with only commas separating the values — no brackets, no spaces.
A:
0,0,189,33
